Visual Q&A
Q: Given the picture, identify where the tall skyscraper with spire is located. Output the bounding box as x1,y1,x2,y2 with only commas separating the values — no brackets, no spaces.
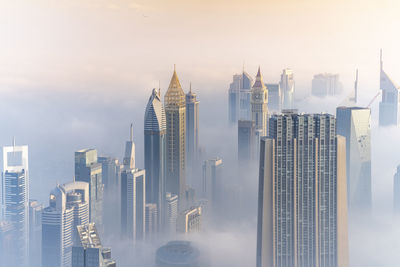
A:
121,125,146,240
256,111,349,267
164,67,187,204
144,88,166,229
280,68,295,110
379,50,400,126
251,67,269,138
186,84,199,171
1,143,29,267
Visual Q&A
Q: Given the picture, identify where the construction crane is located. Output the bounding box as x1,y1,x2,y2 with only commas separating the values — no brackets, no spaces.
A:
367,91,381,108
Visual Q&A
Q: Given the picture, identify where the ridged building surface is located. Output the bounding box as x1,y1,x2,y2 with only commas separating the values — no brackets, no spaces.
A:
164,69,186,204
144,89,166,228
256,111,348,267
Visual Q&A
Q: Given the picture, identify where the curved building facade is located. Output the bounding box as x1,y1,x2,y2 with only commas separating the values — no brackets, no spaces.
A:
155,241,200,267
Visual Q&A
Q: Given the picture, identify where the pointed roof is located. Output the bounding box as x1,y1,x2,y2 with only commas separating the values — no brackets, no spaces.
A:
164,67,186,108
252,66,267,90
380,50,400,93
145,88,166,132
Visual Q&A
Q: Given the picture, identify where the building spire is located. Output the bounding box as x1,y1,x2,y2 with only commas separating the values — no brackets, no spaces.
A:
252,66,265,89
189,82,192,93
380,49,383,71
354,69,358,104
130,123,133,142
12,136,16,148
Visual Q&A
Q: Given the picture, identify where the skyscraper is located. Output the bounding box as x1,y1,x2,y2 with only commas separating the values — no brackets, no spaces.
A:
72,223,116,267
164,68,187,204
98,156,121,237
311,73,343,97
29,200,43,267
120,126,146,240
1,143,29,267
337,106,371,213
144,88,166,229
42,181,90,267
176,206,202,233
256,111,348,267
186,84,200,170
379,50,400,126
145,203,158,240
251,67,269,156
280,68,295,109
0,221,15,267
394,165,400,214
228,71,253,124
165,192,178,235
75,149,103,231
201,158,223,207
266,83,281,112
238,120,256,163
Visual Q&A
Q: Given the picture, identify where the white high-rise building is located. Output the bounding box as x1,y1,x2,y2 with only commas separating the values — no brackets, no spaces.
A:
1,143,29,267
165,192,178,235
177,206,202,233
42,181,90,267
280,69,295,110
120,125,146,241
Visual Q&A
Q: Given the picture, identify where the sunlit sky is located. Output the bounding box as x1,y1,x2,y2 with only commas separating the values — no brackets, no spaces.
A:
1,0,400,99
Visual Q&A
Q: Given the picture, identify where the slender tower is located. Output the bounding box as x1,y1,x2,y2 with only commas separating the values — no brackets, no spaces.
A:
186,83,200,171
121,125,146,240
379,49,400,126
164,67,186,205
251,67,269,137
144,88,166,229
1,143,29,267
280,68,295,109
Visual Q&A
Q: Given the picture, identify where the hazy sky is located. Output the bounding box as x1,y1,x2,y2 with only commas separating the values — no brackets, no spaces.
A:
1,0,400,99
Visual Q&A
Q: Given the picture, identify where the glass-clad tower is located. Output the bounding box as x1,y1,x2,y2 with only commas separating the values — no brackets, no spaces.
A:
379,50,400,126
336,106,371,213
144,88,166,228
1,144,29,267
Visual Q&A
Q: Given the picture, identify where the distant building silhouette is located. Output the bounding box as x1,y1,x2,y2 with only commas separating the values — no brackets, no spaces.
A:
312,73,343,97
228,71,253,124
186,84,200,171
238,120,256,163
280,69,295,109
266,83,281,112
379,50,400,126
165,192,178,235
394,165,400,214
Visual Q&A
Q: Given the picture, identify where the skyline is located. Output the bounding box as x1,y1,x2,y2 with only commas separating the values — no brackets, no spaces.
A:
1,1,400,267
